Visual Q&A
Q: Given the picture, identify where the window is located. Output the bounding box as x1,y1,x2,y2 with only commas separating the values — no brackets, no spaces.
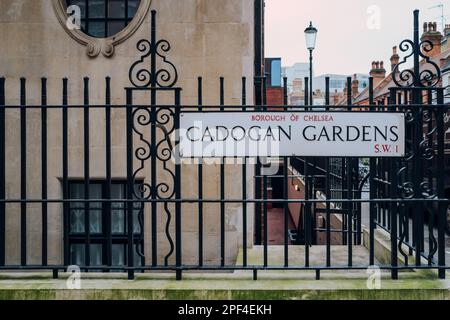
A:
330,80,345,90
66,0,141,38
446,76,450,97
270,60,282,87
68,181,143,268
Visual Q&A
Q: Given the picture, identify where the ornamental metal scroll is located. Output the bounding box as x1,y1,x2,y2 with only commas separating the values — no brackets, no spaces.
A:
392,11,444,264
392,11,441,88
128,10,179,265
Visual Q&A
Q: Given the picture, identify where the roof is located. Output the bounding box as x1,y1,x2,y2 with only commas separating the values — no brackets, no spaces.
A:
443,55,450,72
351,48,450,104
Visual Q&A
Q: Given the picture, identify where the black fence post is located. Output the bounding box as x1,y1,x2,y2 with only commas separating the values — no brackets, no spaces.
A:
220,77,226,268
242,77,248,267
105,77,112,269
389,88,399,280
325,76,331,267
437,88,446,279
304,82,310,267
41,78,48,267
0,77,5,267
197,77,204,267
262,77,268,268
20,77,27,266
254,76,262,246
62,78,69,267
283,77,289,267
83,77,91,269
412,9,424,267
175,88,182,281
368,77,376,266
126,88,135,280
346,77,353,267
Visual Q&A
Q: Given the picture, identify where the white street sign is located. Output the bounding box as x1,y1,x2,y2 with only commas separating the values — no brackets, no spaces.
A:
179,112,405,158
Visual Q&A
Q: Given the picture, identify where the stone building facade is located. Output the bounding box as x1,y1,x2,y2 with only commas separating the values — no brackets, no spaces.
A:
0,0,262,267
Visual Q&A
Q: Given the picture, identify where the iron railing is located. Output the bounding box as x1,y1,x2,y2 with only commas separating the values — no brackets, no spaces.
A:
0,9,449,281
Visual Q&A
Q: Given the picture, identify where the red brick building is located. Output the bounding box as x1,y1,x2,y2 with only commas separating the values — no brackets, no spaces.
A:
265,57,285,108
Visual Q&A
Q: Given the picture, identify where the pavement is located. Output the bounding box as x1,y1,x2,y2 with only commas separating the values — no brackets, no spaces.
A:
0,270,448,300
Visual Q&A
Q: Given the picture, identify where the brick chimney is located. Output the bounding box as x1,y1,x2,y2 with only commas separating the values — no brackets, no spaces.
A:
445,24,450,37
421,22,443,58
370,61,386,87
444,24,450,50
333,90,340,105
390,46,400,72
351,74,359,97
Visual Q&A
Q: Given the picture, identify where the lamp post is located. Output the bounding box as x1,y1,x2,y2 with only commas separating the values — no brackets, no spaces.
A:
304,22,318,107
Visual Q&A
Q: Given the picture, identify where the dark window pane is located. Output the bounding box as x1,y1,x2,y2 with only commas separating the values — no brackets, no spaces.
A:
90,244,103,266
71,244,103,268
89,184,102,207
68,181,144,268
107,21,126,37
132,210,142,234
88,0,106,18
70,183,84,200
134,245,143,267
70,244,85,266
112,184,125,234
112,244,125,266
112,209,125,234
89,184,102,233
128,0,141,19
124,245,143,266
70,184,84,233
69,184,102,233
70,209,85,233
66,0,86,19
111,197,125,234
88,21,106,38
108,0,126,19
66,0,141,38
90,210,102,233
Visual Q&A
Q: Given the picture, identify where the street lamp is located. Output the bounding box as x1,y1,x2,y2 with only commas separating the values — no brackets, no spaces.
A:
304,21,318,107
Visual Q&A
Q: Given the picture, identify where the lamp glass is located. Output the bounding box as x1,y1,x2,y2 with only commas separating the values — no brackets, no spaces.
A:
304,22,318,50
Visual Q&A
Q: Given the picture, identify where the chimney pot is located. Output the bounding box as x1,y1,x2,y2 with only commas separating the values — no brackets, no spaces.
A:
391,47,400,72
351,74,359,97
370,59,386,87
421,21,443,58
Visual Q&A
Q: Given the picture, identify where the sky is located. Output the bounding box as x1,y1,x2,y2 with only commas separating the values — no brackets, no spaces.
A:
265,0,449,76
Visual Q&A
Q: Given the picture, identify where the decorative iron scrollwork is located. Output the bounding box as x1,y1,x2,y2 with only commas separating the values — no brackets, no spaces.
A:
393,39,416,87
128,12,178,89
155,40,178,88
392,23,441,88
127,10,179,265
129,40,153,88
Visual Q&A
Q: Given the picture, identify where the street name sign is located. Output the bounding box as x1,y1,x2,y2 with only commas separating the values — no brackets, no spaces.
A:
179,112,405,158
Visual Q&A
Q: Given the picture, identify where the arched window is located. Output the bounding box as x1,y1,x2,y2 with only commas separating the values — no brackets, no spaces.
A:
66,0,141,38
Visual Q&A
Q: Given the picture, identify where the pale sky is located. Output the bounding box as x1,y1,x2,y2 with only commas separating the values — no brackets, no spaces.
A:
265,0,449,75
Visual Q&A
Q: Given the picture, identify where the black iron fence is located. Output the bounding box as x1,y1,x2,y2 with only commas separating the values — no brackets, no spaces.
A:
0,10,449,281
